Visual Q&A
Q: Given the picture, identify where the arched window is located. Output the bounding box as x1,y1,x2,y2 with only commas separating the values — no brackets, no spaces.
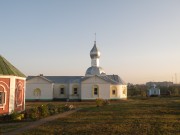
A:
16,80,24,107
0,81,9,111
33,88,41,97
0,86,5,105
111,86,117,97
0,92,5,105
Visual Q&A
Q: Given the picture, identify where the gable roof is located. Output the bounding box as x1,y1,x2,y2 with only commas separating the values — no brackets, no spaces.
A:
107,75,126,85
0,55,26,77
27,75,53,83
27,75,126,85
82,75,126,85
27,76,83,83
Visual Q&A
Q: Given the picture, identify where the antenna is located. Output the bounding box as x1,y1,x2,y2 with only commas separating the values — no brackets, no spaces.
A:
94,33,96,45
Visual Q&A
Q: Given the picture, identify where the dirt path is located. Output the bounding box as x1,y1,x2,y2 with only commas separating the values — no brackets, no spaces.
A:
2,109,81,135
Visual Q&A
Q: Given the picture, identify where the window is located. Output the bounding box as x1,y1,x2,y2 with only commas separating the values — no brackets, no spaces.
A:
112,90,116,95
93,85,99,96
94,88,98,95
33,88,41,96
111,86,117,97
0,92,5,104
60,88,64,94
73,88,78,95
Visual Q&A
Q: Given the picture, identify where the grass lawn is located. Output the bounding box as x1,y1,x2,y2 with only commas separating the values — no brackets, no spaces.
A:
19,97,180,135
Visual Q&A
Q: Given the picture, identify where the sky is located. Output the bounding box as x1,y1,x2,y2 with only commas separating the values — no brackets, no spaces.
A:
0,0,180,84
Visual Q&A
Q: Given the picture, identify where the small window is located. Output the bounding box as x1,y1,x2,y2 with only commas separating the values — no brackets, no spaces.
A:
73,88,78,95
94,88,98,95
0,92,5,104
112,90,116,95
60,88,64,94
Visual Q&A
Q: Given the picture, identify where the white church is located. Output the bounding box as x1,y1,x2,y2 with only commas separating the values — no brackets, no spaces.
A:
26,41,127,101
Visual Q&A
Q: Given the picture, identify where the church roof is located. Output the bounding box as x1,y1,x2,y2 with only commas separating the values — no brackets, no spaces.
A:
27,75,125,85
0,55,26,77
85,66,106,76
81,75,126,85
107,75,126,85
90,41,101,59
27,76,83,83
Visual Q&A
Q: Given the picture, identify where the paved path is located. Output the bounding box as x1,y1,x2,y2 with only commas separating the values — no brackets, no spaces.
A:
2,109,81,135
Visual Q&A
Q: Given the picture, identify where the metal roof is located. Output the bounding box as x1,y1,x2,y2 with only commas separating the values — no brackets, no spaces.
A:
0,55,26,77
27,75,126,85
27,76,83,83
85,66,106,76
90,42,101,59
107,75,126,85
81,74,126,85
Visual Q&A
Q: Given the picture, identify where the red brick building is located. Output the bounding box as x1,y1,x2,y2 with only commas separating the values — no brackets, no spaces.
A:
0,55,26,115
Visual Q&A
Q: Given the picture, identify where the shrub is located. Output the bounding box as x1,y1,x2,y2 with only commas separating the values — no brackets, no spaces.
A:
95,98,103,107
38,105,49,118
95,98,110,107
10,111,24,121
47,104,59,115
102,99,110,106
25,106,39,120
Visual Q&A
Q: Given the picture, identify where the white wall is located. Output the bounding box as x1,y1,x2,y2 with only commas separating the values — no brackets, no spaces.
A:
26,77,53,100
148,88,160,96
53,83,69,99
81,76,111,100
69,83,81,100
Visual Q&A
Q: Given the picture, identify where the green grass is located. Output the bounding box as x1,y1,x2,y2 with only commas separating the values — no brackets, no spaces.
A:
0,122,29,133
19,97,180,135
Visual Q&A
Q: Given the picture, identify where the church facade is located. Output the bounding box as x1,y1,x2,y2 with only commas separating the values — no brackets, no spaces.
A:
26,41,127,101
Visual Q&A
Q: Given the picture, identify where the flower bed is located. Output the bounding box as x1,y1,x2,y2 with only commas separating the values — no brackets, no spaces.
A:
0,104,75,122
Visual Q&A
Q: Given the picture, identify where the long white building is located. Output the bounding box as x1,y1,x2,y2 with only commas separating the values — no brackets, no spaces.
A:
26,41,127,101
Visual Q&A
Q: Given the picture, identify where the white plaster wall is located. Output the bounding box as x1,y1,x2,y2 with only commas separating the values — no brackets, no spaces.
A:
26,83,53,100
148,89,160,96
81,83,111,99
119,85,127,99
81,76,111,100
53,83,69,99
26,77,53,100
69,83,80,100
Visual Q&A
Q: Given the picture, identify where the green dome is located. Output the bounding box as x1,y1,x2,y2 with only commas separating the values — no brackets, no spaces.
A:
0,55,26,77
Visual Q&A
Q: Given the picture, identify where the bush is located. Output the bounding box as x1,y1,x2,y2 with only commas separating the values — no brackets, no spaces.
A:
96,98,110,107
10,111,24,120
25,106,39,120
38,105,49,118
0,104,74,122
47,104,58,115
